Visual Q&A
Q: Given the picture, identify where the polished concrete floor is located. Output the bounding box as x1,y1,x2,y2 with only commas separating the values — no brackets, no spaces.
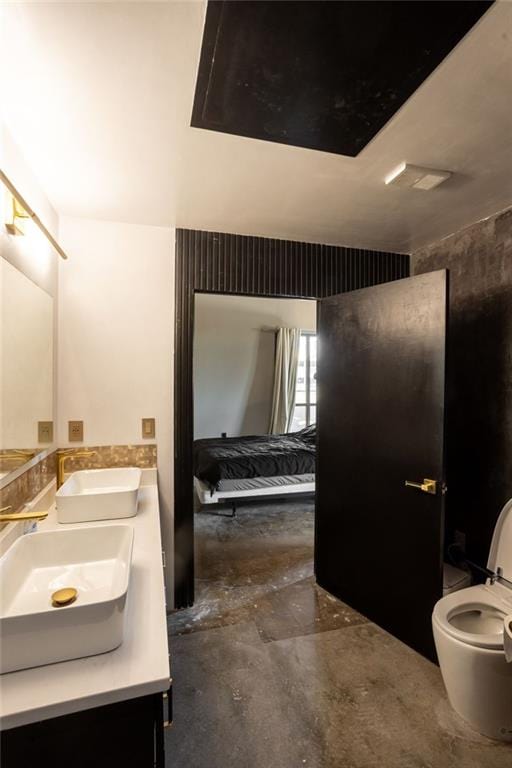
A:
166,498,511,767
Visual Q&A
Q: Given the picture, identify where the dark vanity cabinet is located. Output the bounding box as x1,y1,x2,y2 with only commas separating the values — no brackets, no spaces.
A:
0,685,172,768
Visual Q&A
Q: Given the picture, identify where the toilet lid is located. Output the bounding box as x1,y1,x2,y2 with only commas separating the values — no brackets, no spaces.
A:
487,497,512,582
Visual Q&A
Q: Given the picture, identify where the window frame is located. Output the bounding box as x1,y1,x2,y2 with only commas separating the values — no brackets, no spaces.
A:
294,330,316,427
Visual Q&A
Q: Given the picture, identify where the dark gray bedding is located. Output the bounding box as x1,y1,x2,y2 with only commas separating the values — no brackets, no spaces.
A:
193,425,316,490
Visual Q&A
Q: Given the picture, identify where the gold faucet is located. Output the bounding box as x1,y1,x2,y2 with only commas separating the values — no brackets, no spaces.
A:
57,449,97,489
0,450,36,463
0,505,48,522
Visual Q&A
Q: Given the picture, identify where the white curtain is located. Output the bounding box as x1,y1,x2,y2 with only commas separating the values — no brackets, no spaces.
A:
269,328,301,434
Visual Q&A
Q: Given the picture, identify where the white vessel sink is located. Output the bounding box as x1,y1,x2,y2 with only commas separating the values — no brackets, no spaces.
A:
0,525,133,673
56,467,141,523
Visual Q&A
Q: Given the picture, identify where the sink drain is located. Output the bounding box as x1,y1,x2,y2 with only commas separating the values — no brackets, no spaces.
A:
51,587,78,607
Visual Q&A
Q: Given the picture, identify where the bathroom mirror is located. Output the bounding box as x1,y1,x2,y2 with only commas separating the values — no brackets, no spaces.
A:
0,257,54,484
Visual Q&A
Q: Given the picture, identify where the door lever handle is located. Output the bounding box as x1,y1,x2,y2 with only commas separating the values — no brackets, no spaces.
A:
405,478,437,495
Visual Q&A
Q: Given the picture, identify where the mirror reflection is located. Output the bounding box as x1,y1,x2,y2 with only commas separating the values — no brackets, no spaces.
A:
1,257,54,481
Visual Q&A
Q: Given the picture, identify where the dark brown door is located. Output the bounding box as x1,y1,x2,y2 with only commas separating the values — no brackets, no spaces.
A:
315,270,448,659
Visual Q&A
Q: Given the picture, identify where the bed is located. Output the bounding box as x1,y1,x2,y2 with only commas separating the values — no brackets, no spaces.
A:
193,425,316,513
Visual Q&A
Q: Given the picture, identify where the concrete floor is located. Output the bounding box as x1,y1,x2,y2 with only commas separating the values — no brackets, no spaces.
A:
166,498,511,767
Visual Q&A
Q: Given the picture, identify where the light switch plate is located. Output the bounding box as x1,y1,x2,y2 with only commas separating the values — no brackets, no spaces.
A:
142,418,155,439
38,421,53,443
68,420,84,442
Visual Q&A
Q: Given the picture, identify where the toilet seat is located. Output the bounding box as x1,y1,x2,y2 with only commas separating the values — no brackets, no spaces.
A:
432,497,512,742
432,584,512,650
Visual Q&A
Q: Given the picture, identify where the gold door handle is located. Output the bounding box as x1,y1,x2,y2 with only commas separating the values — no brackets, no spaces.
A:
405,478,437,495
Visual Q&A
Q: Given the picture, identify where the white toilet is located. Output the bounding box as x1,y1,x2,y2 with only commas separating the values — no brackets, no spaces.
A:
433,497,512,742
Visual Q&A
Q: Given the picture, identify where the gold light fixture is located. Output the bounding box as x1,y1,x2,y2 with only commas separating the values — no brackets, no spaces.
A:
1,168,68,260
5,194,30,235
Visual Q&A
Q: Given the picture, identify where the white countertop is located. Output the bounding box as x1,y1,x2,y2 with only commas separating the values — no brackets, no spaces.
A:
0,477,170,730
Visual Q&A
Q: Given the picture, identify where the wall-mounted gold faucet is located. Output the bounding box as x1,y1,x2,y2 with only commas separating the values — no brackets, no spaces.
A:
1,450,35,456
0,450,36,464
0,505,48,522
57,450,97,489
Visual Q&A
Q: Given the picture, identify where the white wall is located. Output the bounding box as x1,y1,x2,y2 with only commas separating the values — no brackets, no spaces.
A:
194,294,316,438
58,217,174,598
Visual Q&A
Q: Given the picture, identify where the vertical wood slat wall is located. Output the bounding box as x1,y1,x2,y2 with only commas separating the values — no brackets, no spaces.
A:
174,228,409,608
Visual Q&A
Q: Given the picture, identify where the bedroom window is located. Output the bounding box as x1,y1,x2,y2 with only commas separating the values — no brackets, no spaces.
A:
291,332,316,430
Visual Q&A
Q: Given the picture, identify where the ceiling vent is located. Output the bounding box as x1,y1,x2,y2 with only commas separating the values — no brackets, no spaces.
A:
385,162,452,190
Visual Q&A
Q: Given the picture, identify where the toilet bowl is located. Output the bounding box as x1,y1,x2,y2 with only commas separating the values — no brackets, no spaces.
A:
432,498,512,742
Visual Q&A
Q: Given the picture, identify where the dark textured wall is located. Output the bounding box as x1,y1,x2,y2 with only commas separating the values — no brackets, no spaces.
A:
412,207,512,567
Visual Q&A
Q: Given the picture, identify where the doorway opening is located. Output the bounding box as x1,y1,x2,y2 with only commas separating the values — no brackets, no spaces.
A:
173,228,409,610
181,293,317,633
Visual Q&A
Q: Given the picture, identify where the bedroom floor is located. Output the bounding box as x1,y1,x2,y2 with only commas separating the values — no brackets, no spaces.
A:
166,498,510,768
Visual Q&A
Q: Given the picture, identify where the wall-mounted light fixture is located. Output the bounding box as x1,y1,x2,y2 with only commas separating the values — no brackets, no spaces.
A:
1,168,68,260
5,193,30,235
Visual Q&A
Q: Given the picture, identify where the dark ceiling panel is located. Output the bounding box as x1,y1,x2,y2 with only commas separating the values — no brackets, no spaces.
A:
191,0,493,157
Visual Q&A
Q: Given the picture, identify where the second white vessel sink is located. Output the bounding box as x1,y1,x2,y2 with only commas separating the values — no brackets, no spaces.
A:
0,525,134,674
57,467,141,523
